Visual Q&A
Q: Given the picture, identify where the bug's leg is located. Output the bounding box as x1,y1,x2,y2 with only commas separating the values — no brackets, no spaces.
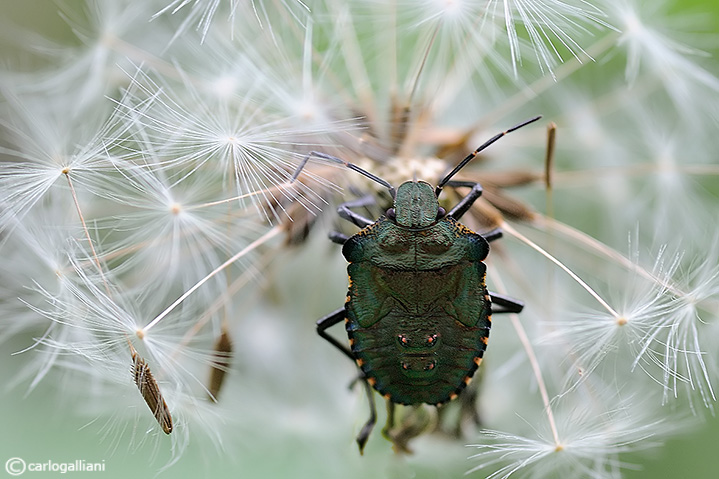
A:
355,380,377,454
455,372,482,431
338,195,376,228
329,231,349,244
489,292,525,314
381,399,396,440
316,308,377,454
437,368,484,438
443,180,483,221
317,308,354,361
382,404,434,454
482,227,502,243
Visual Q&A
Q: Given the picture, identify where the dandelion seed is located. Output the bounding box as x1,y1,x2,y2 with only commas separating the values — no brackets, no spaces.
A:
112,66,342,223
130,343,174,434
484,0,611,77
612,0,719,120
8,2,165,104
207,328,233,402
153,0,310,44
633,246,719,409
0,85,139,240
468,394,672,479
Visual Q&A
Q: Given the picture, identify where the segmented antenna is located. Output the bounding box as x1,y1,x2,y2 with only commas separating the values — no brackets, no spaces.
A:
292,150,396,198
435,116,542,197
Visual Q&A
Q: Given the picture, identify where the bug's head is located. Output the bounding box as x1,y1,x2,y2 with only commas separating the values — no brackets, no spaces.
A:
388,181,445,228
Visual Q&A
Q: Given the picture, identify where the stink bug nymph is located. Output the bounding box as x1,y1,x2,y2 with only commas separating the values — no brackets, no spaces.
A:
292,116,540,453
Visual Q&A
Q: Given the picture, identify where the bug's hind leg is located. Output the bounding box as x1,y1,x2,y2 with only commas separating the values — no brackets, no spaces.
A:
381,400,396,440
316,308,377,454
437,367,484,438
382,401,434,454
489,292,524,314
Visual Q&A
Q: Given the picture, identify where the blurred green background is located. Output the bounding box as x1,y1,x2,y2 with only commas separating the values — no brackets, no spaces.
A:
2,1,719,478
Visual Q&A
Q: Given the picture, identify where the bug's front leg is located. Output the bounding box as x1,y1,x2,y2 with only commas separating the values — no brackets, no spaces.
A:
328,231,349,244
316,308,377,454
327,195,377,244
337,195,376,228
444,180,483,221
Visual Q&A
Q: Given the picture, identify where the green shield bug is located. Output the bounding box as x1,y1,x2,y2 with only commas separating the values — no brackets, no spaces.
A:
292,116,540,453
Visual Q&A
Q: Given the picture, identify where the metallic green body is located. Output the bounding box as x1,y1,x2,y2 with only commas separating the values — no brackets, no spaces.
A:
342,181,492,405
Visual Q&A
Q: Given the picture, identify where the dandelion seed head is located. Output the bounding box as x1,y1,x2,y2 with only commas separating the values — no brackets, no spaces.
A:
112,66,341,223
210,74,240,99
289,97,325,123
0,205,81,352
611,0,719,118
540,238,685,393
486,0,610,77
417,0,475,21
644,246,719,408
7,2,167,107
468,392,679,479
169,201,183,216
156,0,310,45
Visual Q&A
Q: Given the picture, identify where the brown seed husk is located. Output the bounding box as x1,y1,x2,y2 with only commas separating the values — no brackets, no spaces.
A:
131,346,173,434
207,329,233,403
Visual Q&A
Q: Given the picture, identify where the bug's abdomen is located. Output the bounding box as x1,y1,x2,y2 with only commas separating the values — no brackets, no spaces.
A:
345,263,491,405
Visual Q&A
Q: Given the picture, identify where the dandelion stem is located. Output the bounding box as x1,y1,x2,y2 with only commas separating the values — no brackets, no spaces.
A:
501,221,621,319
488,264,561,447
532,215,687,298
173,249,274,354
552,163,719,184
512,316,561,446
408,20,441,106
142,226,283,334
63,170,110,295
187,184,292,210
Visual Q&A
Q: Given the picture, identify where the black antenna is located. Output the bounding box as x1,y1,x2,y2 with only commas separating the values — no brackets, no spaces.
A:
292,150,396,198
435,116,542,197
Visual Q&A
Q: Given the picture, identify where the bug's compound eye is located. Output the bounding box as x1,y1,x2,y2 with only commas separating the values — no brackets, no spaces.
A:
423,360,437,371
436,206,446,219
386,208,396,220
397,334,411,347
401,361,411,370
425,334,439,347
